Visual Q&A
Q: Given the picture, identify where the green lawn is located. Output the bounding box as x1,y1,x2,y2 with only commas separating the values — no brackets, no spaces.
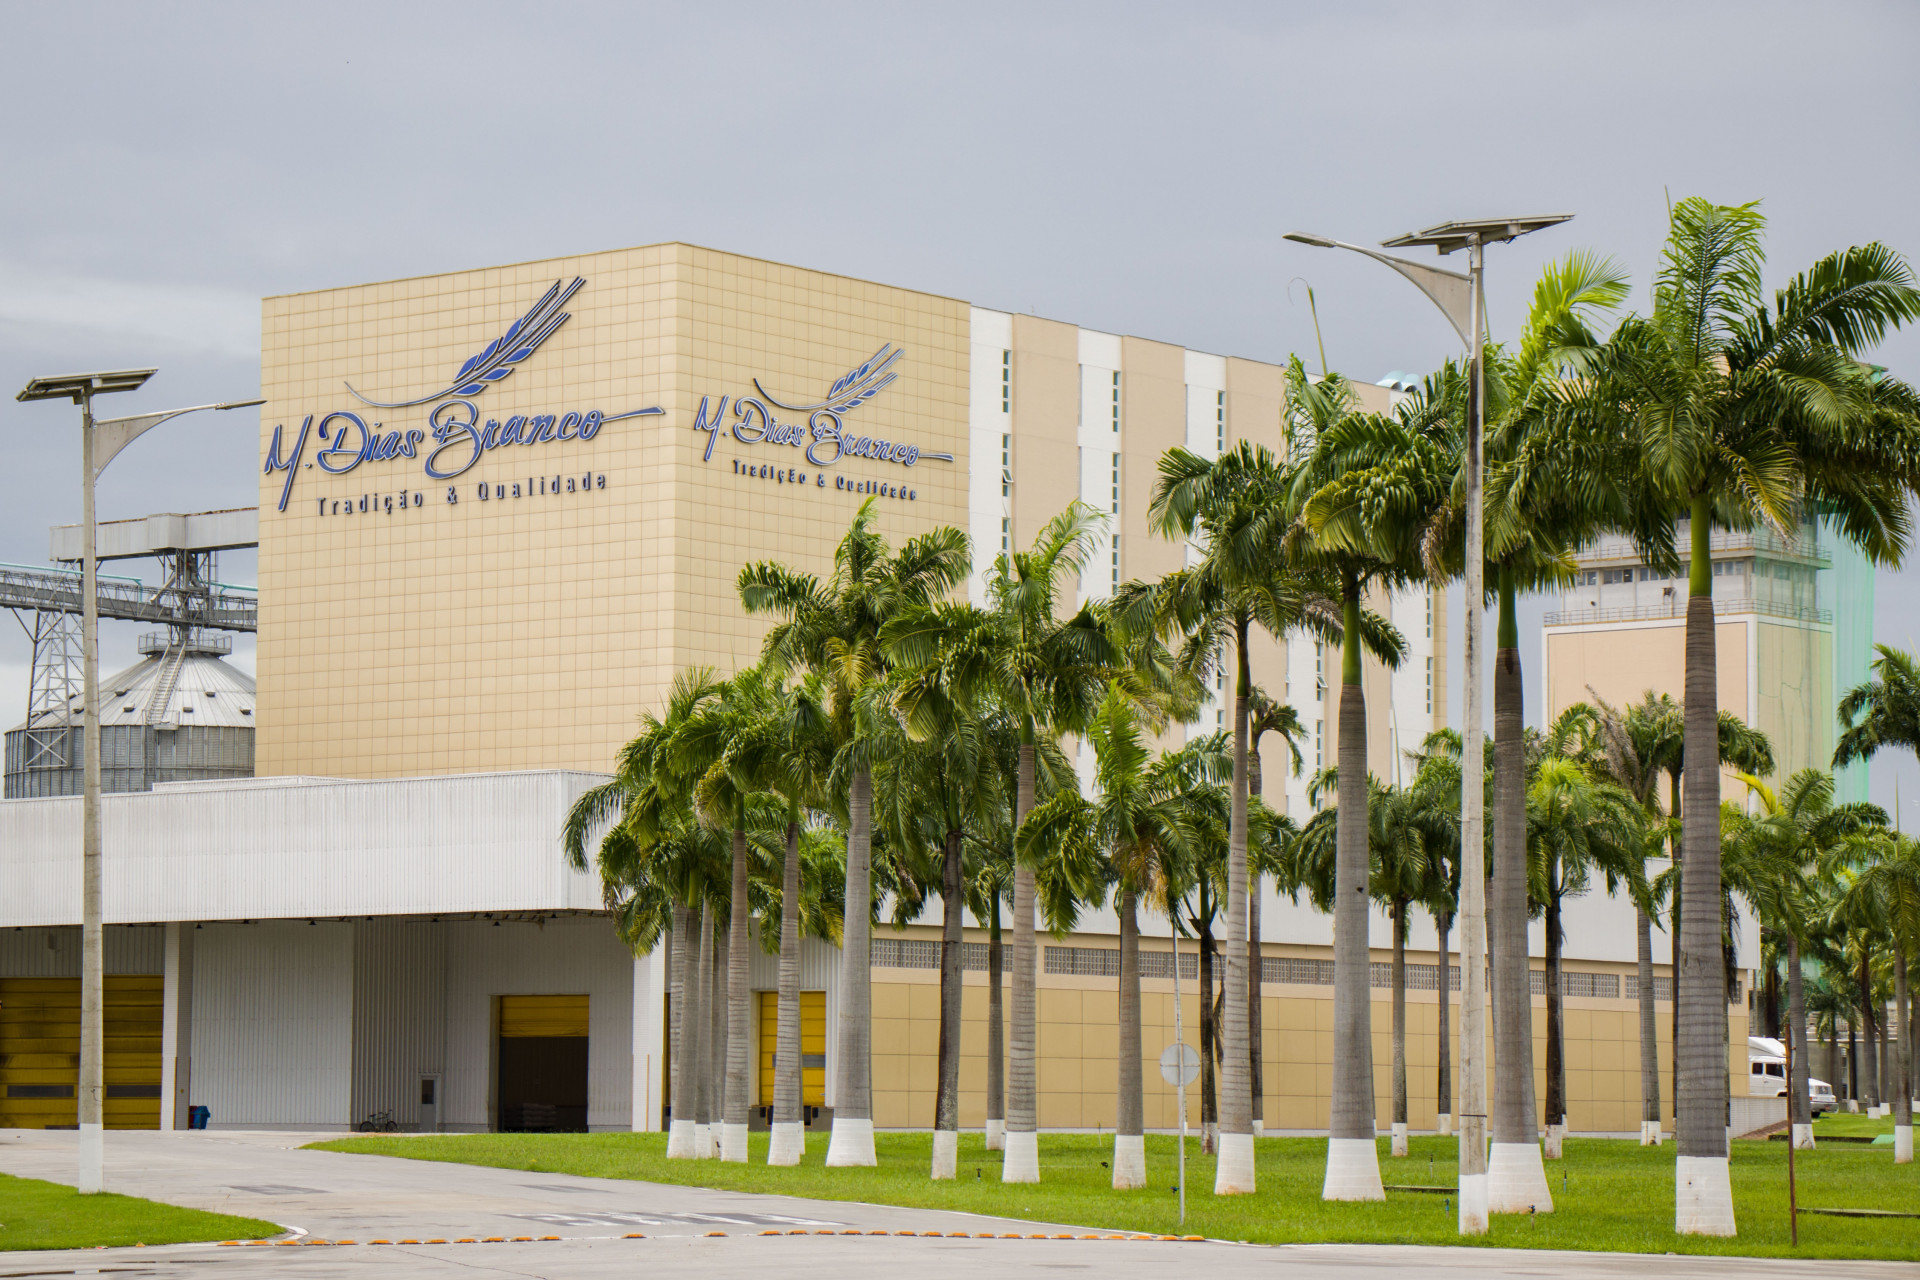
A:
1814,1111,1898,1140
0,1172,280,1252
311,1130,1919,1260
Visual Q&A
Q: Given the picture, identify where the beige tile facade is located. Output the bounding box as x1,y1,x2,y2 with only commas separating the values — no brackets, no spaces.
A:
257,245,969,778
869,928,1739,1134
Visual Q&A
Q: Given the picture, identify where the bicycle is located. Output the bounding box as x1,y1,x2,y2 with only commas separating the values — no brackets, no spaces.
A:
356,1109,399,1132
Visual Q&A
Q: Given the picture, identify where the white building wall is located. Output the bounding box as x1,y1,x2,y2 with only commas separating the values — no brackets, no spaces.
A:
0,770,607,927
350,919,448,1130
192,920,353,1129
442,917,634,1132
967,307,1013,603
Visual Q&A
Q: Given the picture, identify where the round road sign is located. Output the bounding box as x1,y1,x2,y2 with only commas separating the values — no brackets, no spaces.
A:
1158,1042,1200,1087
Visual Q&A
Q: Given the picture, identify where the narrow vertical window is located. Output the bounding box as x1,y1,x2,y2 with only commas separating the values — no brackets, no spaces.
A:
1001,432,1011,498
1425,657,1433,715
1215,390,1225,455
1111,535,1120,592
1001,350,1011,414
1110,452,1120,513
1111,370,1121,433
1315,719,1324,772
1425,591,1432,639
1001,517,1010,557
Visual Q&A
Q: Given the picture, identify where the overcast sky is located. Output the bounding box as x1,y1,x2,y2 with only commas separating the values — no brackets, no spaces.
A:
2,1,1917,806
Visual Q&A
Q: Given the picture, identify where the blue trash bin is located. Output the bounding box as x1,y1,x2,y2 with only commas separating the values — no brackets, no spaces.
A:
188,1105,210,1130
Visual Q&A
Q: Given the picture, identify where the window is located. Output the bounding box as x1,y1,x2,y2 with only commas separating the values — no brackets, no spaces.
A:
1001,350,1011,413
1111,370,1121,433
1001,517,1010,557
1001,432,1011,497
1315,718,1323,771
1111,536,1120,592
1215,390,1225,454
1425,591,1432,639
1425,657,1433,715
1110,452,1120,513
1315,644,1325,699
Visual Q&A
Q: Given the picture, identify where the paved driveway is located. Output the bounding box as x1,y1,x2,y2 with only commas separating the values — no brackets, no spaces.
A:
0,1129,1907,1278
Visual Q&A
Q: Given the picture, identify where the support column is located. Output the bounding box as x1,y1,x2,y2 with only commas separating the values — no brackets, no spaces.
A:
159,922,194,1132
632,947,667,1132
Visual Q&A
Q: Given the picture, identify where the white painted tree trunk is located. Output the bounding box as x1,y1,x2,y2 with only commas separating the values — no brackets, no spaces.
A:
826,1117,875,1167
1322,1136,1385,1201
1213,1131,1255,1195
930,1128,958,1180
985,1119,1005,1151
1111,1133,1146,1190
1675,1155,1736,1236
1391,1122,1408,1158
1488,1142,1552,1213
1002,1128,1039,1183
768,1122,804,1166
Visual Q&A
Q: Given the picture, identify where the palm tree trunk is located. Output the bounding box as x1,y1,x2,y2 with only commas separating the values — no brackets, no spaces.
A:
1676,503,1732,1234
1787,934,1812,1150
1005,735,1040,1182
1198,917,1217,1154
1900,945,1915,1161
722,821,751,1161
667,903,697,1157
1544,875,1565,1159
1436,906,1453,1137
827,765,876,1165
1848,1016,1859,1109
1325,573,1382,1200
986,893,1005,1150
932,826,965,1179
1669,771,1682,1126
1214,617,1255,1193
770,819,805,1165
1248,738,1265,1138
710,919,728,1158
1637,906,1662,1144
1490,571,1548,1212
1114,886,1146,1188
1860,956,1880,1112
1391,898,1408,1157
693,903,715,1157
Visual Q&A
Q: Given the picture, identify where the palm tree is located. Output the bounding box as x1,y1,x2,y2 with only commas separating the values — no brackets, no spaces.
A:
1246,690,1304,1135
1573,199,1920,1234
1725,769,1883,1150
877,642,1006,1180
1524,732,1646,1159
1022,684,1194,1188
1284,359,1430,1201
1404,730,1468,1139
723,673,835,1165
563,669,727,1158
1368,780,1443,1158
1136,439,1378,1194
882,502,1117,1182
1837,646,1920,778
741,500,971,1166
1840,831,1920,1162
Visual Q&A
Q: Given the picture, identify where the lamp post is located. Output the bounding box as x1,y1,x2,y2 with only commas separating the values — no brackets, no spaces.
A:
14,372,262,1193
1284,215,1570,1235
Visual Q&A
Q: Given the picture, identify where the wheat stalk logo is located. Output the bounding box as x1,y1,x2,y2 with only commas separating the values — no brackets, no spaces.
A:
345,278,586,409
753,343,904,413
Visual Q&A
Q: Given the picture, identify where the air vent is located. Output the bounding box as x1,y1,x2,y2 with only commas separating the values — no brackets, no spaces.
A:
240,708,252,716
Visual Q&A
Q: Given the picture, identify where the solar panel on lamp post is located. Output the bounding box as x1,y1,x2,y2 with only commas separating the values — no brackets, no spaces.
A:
13,372,263,1193
1283,215,1571,1236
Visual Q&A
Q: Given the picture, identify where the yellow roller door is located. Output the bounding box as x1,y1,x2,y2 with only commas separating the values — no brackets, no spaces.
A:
0,976,161,1130
499,994,588,1038
754,991,825,1108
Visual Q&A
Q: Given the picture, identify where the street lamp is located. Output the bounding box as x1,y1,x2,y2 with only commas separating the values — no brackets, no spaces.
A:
1285,215,1570,1236
14,371,262,1194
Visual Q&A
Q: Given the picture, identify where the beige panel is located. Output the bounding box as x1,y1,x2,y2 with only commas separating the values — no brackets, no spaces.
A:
1008,314,1081,553
1117,336,1186,589
1224,356,1285,455
258,244,969,778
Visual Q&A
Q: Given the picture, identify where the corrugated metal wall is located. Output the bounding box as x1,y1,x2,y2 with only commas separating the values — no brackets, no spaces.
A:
0,925,163,976
192,920,352,1128
350,920,448,1130
0,769,608,926
442,917,633,1132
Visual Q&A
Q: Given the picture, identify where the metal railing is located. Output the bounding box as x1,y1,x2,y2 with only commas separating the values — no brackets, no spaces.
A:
1545,597,1831,626
0,563,257,632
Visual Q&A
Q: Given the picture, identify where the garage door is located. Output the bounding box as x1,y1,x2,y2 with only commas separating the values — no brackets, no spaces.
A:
755,990,825,1108
0,976,163,1130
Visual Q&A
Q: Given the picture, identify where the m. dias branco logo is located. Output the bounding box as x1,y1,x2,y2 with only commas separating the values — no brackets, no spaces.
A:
262,278,951,517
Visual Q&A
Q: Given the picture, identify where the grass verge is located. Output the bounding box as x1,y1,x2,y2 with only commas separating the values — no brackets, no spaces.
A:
0,1171,280,1252
1814,1112,1898,1140
311,1130,1918,1259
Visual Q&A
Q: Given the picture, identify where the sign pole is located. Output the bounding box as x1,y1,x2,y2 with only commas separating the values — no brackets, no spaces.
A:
1173,900,1186,1226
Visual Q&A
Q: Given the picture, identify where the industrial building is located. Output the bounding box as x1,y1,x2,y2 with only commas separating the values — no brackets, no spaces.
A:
1,244,1755,1138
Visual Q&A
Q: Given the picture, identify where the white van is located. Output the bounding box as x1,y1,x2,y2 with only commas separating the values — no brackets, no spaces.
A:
1749,1036,1838,1114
